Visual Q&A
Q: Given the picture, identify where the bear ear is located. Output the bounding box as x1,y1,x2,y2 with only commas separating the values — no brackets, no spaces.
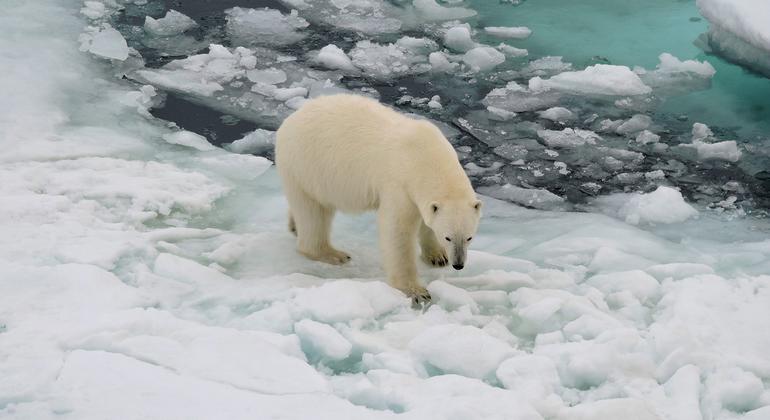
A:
473,200,482,211
431,202,440,213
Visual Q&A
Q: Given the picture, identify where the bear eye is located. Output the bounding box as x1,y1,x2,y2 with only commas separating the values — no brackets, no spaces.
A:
467,237,473,242
445,237,451,242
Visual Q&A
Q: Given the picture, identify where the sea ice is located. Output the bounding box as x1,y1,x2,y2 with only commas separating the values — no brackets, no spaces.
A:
315,44,358,72
697,0,770,75
83,26,129,61
225,7,309,47
144,10,197,37
529,64,652,96
484,26,532,39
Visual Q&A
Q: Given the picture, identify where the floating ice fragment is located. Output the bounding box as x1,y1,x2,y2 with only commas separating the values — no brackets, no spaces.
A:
86,26,129,61
691,122,713,141
484,26,532,39
530,64,651,96
595,186,698,225
162,130,216,151
537,107,574,123
616,114,652,135
496,43,528,57
412,0,477,21
462,46,506,72
444,25,476,52
537,128,600,148
429,51,459,73
479,184,566,210
635,130,660,145
225,7,308,46
315,45,356,72
144,10,197,37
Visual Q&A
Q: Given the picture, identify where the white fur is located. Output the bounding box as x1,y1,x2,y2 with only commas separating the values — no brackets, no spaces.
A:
275,94,481,301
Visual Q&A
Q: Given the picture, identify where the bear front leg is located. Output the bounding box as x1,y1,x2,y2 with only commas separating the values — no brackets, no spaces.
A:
419,220,448,267
377,200,431,304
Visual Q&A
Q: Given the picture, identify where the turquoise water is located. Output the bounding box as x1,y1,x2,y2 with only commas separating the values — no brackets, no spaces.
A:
470,0,770,140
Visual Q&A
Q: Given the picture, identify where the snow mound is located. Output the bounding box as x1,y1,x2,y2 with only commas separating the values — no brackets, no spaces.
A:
530,64,652,96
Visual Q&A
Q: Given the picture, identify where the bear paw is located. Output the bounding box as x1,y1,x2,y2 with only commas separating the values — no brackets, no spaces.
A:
421,248,448,268
398,284,432,306
302,248,351,265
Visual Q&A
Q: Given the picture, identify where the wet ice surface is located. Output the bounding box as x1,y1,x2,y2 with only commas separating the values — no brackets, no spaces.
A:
2,0,770,419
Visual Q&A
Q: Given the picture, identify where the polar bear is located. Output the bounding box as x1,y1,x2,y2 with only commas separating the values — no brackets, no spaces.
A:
275,94,481,302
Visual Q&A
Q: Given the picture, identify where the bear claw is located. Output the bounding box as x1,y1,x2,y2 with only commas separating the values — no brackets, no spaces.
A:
422,250,449,268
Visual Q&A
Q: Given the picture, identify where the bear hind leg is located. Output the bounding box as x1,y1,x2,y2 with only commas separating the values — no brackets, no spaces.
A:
285,181,350,265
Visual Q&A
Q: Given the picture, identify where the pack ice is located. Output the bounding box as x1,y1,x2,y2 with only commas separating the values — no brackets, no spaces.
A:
1,1,770,420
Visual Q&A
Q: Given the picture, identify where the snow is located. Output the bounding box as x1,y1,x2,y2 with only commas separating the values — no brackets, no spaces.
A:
484,26,532,39
530,64,652,96
409,324,515,379
3,1,770,419
144,10,197,37
294,319,352,360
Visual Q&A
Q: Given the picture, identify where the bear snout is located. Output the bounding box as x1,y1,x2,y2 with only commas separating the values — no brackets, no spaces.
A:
452,263,464,270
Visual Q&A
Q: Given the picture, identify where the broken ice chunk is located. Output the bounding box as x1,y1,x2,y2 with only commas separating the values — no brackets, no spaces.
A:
162,130,216,151
225,7,308,47
462,46,506,72
483,26,532,39
86,26,129,61
144,10,198,37
529,64,652,96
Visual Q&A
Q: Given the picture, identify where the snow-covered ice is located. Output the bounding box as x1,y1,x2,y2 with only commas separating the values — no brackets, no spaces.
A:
2,1,770,419
696,0,770,75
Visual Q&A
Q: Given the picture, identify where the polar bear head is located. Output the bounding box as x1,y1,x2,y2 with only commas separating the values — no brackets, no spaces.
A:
425,199,482,270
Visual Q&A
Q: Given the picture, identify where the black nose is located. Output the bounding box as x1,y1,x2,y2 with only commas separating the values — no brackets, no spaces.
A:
452,264,464,270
